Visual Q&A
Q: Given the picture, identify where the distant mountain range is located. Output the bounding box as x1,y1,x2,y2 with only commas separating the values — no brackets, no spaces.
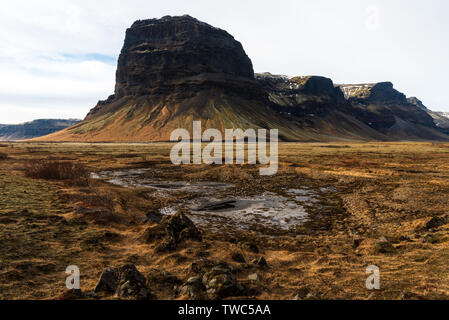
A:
31,15,449,142
0,119,81,141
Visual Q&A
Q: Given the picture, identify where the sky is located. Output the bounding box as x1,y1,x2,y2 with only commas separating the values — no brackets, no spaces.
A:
1,0,448,124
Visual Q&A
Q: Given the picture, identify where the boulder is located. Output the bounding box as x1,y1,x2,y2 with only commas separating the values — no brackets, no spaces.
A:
143,212,202,252
179,276,207,300
374,236,396,254
94,264,152,300
202,263,243,299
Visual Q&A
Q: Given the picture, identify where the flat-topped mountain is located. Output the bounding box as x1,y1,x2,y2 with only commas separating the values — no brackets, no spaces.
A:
0,119,80,141
36,15,449,142
113,15,254,98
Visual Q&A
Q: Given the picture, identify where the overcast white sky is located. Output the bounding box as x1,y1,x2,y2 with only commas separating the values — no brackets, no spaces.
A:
1,0,448,123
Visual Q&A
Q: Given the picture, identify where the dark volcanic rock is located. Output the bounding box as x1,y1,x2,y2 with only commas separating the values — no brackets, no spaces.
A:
94,264,152,300
407,97,428,110
256,73,347,117
202,262,243,299
143,212,202,251
115,15,254,98
179,276,207,300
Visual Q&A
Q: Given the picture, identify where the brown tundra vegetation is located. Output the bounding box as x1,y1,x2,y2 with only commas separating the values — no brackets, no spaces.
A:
0,142,448,300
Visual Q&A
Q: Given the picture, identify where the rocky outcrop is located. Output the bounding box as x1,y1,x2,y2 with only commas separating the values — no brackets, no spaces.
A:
407,97,428,110
0,119,80,141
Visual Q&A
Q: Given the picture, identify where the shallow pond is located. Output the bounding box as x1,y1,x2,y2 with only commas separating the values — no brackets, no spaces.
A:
91,169,334,232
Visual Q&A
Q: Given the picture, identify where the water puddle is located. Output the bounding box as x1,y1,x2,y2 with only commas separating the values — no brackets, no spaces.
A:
185,192,308,231
91,169,336,233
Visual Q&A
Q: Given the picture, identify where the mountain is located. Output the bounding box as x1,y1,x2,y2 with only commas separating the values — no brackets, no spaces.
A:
0,119,81,141
256,73,387,140
336,82,448,140
35,15,449,142
407,97,449,135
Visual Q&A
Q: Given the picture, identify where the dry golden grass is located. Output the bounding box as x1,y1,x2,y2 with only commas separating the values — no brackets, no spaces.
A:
0,141,448,300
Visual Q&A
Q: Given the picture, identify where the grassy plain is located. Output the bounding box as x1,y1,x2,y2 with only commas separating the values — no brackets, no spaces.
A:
0,141,448,300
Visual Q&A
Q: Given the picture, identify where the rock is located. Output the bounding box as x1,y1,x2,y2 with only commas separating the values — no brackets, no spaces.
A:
248,273,260,282
143,212,202,252
94,267,118,293
202,263,243,299
374,237,396,254
94,264,152,300
231,252,246,263
165,212,202,242
179,277,207,300
115,264,152,300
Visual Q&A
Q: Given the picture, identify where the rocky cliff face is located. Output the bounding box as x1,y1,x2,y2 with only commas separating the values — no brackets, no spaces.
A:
0,119,80,141
340,82,407,104
407,97,428,110
114,15,254,97
256,73,347,116
336,82,444,139
407,98,449,135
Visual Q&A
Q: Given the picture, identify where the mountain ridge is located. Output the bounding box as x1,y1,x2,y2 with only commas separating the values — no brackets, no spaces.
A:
34,15,449,142
0,119,81,141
